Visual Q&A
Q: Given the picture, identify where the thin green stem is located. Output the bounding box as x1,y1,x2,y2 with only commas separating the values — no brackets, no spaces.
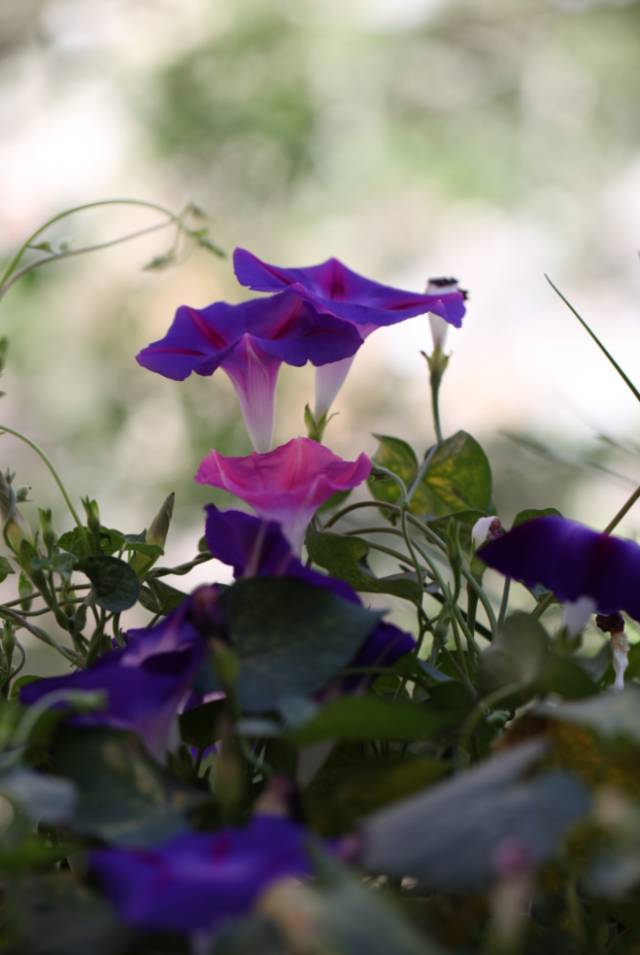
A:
0,425,82,526
0,219,174,301
545,274,640,405
0,606,81,665
430,375,444,444
0,198,188,288
603,483,640,534
497,578,511,630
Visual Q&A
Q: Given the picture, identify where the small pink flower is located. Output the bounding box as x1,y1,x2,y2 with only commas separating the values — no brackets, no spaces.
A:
195,437,371,552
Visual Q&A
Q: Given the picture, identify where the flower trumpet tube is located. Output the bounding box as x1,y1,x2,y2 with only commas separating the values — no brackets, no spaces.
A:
136,291,362,451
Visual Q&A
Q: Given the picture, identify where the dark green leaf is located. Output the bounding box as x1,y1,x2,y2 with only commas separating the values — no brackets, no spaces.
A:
216,577,382,712
478,612,549,704
58,527,93,559
305,526,422,603
78,555,140,612
304,747,446,835
139,577,188,614
540,653,599,700
50,728,207,846
311,850,444,955
362,741,589,892
289,695,459,745
179,699,226,750
6,874,127,955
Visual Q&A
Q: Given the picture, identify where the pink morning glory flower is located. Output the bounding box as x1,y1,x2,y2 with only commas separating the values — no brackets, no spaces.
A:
195,437,371,552
234,248,467,416
136,292,361,451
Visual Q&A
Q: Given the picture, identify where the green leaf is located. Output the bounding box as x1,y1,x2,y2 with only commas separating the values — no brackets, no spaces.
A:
179,699,226,750
304,747,446,835
512,507,562,527
368,431,492,518
78,555,140,612
305,526,422,603
0,556,13,582
367,435,418,505
0,767,76,825
142,250,176,271
478,612,549,704
409,431,492,516
311,850,444,955
49,727,207,846
535,686,640,745
58,527,93,559
5,873,127,955
362,741,590,892
289,695,459,745
216,577,382,712
139,577,188,614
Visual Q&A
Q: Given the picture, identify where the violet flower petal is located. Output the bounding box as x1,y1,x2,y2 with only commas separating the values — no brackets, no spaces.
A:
478,515,640,620
233,247,466,329
90,815,312,935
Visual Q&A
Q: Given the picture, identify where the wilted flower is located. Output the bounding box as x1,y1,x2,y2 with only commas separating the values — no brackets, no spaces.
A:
234,248,466,417
196,437,371,553
136,293,361,451
90,815,313,936
478,515,640,623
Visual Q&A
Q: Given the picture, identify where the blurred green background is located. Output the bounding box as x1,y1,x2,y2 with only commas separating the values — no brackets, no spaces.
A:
1,0,639,612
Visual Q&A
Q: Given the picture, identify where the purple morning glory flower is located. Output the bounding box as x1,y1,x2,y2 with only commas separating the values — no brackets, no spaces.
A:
19,587,222,758
136,292,361,451
204,504,414,675
234,248,467,415
90,814,312,936
196,437,372,554
478,515,640,621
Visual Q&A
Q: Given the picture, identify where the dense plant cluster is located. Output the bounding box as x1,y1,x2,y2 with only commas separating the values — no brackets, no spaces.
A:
0,204,639,954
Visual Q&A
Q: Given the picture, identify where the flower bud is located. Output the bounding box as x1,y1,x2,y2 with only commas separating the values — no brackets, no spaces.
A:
0,470,31,554
146,492,175,550
38,508,57,553
426,277,466,353
471,515,504,549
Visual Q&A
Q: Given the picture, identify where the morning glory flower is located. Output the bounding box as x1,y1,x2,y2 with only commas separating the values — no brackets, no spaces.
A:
478,515,640,622
196,437,372,553
19,587,222,758
204,504,415,673
234,248,466,417
90,815,312,936
136,292,361,452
